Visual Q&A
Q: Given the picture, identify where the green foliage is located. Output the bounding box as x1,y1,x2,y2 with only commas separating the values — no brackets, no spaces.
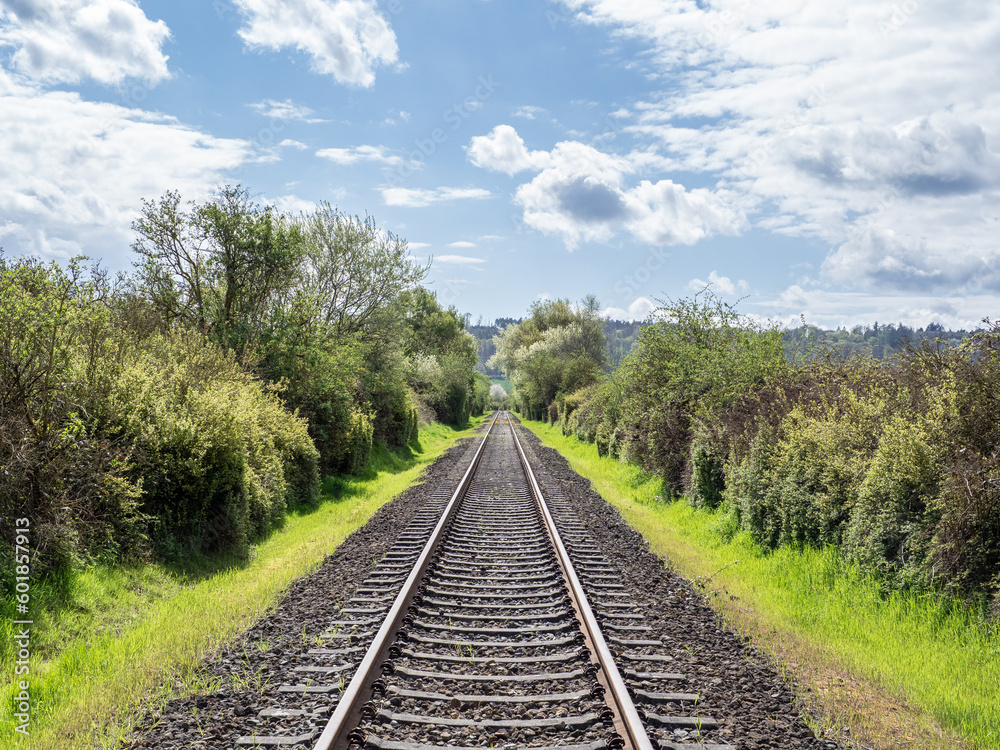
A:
131,185,306,357
300,202,427,338
4,182,482,588
547,292,1000,606
488,296,608,420
104,330,318,559
611,290,785,491
0,256,143,580
690,438,725,509
401,288,481,425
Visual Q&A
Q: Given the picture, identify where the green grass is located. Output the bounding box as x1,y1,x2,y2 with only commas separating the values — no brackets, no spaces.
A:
0,416,484,749
522,419,1000,750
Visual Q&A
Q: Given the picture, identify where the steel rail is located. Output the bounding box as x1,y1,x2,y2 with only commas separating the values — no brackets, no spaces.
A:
507,414,656,750
311,411,501,750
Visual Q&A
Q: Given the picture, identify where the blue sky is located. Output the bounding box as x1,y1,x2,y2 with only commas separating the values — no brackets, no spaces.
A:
1,0,998,328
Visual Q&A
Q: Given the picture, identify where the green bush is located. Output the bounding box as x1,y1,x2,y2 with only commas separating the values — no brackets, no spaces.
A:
341,409,374,475
690,438,725,509
843,416,940,584
0,257,145,581
105,331,318,559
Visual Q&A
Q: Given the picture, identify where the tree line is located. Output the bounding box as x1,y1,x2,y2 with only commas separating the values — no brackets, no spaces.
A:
1,185,490,584
492,292,1000,612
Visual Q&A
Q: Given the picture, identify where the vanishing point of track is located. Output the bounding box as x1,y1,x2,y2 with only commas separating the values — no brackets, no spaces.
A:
235,412,733,750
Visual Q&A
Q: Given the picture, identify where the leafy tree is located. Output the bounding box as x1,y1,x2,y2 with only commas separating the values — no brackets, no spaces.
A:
301,203,428,339
489,296,607,420
131,185,305,358
399,288,481,424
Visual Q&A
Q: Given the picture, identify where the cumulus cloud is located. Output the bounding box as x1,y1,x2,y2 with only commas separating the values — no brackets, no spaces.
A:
602,297,656,321
0,0,170,85
556,0,1000,292
234,0,398,87
380,186,491,207
317,144,402,166
0,67,251,262
469,125,745,250
467,125,551,176
447,241,476,249
688,271,749,296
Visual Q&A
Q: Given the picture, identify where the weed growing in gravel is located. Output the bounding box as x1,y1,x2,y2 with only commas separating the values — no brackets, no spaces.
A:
231,662,271,695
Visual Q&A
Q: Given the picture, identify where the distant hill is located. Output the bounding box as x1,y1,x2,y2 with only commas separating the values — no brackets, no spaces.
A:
784,322,974,360
467,314,977,380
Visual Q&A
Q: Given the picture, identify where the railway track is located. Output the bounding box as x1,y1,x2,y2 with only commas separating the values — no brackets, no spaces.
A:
233,412,734,750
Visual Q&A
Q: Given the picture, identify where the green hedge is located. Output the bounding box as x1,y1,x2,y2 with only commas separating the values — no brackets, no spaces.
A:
103,330,319,559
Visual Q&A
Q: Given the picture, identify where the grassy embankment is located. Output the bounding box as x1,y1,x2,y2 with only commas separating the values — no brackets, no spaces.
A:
522,419,1000,750
0,417,484,750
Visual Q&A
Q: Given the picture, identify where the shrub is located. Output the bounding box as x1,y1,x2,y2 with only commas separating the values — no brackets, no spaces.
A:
0,256,145,581
105,330,318,559
690,438,725,509
841,416,940,584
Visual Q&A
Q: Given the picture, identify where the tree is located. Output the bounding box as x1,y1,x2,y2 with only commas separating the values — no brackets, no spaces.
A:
131,185,305,358
302,203,428,339
489,296,607,420
398,288,481,424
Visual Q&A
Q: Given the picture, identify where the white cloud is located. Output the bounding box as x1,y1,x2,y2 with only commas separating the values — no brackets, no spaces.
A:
514,105,544,120
434,255,486,266
469,125,745,250
279,139,308,150
317,144,402,166
447,241,476,249
234,0,398,87
602,297,656,321
380,186,491,207
249,99,326,123
755,284,995,331
407,242,431,250
687,270,750,296
557,0,1000,292
0,67,251,263
623,180,747,246
0,0,170,85
270,194,318,216
467,125,551,175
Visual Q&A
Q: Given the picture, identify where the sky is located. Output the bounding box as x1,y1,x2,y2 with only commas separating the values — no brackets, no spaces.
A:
1,0,998,329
